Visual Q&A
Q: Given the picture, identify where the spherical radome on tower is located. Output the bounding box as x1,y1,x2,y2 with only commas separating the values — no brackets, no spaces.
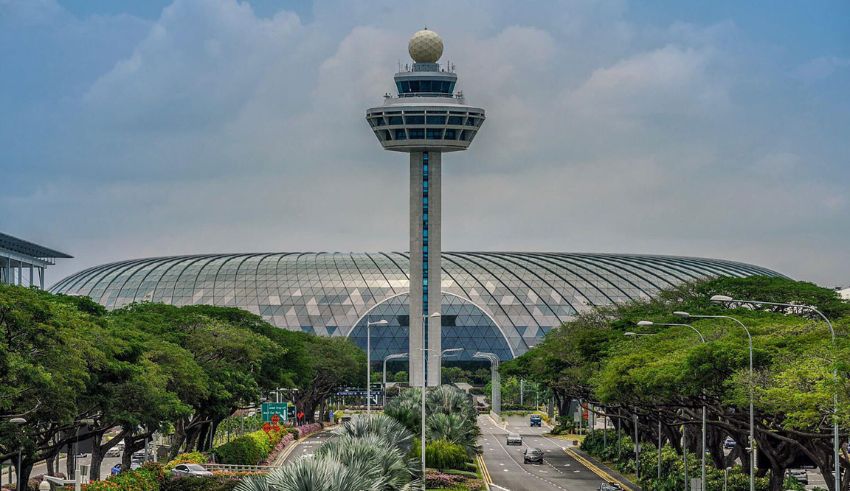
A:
408,28,443,63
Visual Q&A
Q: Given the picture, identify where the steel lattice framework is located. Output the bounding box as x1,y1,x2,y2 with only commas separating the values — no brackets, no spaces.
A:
50,252,781,360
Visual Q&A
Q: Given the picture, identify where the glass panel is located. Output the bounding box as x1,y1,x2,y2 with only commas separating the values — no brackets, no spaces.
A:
447,116,463,125
408,128,425,139
394,129,407,140
405,115,425,125
426,115,446,124
387,116,403,125
426,128,443,139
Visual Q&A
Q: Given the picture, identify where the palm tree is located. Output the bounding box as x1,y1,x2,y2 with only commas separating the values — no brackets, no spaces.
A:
334,413,414,454
426,413,479,456
316,434,418,490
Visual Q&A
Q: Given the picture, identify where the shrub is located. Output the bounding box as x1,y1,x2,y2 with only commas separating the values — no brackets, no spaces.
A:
213,430,273,465
164,451,207,471
286,427,299,440
411,438,469,470
162,476,240,491
424,469,485,490
297,423,323,438
84,463,164,491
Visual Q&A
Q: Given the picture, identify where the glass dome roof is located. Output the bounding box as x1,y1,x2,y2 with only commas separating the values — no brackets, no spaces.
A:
50,252,781,357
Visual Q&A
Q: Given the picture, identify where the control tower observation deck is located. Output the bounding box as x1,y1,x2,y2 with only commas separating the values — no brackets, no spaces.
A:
366,29,485,387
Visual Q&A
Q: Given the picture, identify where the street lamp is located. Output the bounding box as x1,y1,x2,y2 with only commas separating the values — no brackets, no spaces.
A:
383,352,408,407
366,319,389,415
675,310,755,491
473,352,501,416
441,348,462,358
10,417,26,491
420,312,441,489
637,320,707,489
711,294,841,491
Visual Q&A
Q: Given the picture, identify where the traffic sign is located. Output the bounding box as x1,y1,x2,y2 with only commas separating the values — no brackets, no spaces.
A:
262,422,271,433
262,402,288,423
271,414,280,424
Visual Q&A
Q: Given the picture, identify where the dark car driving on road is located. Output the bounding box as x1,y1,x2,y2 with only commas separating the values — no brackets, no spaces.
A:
523,447,544,464
530,414,542,427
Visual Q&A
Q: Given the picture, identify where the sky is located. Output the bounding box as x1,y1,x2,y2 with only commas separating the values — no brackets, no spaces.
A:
1,0,848,288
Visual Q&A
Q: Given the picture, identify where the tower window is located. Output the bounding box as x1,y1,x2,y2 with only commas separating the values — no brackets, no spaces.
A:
408,128,424,139
426,128,443,139
394,129,407,140
444,129,457,140
388,116,403,125
405,115,425,125
426,115,446,125
447,116,463,125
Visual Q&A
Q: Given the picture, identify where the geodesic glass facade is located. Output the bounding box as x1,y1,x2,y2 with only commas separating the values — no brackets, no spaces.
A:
50,252,782,359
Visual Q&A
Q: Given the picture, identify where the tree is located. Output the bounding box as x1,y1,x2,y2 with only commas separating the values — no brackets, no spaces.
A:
501,276,850,491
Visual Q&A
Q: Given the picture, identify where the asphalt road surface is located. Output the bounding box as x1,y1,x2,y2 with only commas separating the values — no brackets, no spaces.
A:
275,430,337,466
478,414,607,491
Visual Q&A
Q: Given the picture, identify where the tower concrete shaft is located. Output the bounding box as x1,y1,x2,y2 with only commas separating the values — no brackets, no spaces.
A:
408,151,442,387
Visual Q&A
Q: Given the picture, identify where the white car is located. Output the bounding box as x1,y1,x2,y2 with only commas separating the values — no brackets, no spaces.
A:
172,464,213,478
506,433,522,445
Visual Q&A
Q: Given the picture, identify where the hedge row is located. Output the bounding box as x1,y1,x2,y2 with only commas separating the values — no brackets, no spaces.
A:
83,463,164,491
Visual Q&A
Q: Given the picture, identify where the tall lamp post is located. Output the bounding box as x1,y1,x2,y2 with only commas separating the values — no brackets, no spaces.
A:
383,352,408,407
473,352,501,416
366,319,389,415
675,311,755,491
637,321,707,489
710,294,841,491
10,417,26,491
422,312,441,490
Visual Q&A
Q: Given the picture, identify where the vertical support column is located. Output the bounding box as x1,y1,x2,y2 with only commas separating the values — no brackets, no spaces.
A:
426,152,442,386
29,265,34,288
39,267,44,290
409,152,425,389
408,150,443,388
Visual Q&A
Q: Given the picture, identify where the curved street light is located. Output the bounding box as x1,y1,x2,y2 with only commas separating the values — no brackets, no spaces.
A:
473,352,501,416
10,417,26,491
382,352,408,407
366,319,389,415
675,311,755,491
710,294,841,491
420,312,441,490
635,320,707,490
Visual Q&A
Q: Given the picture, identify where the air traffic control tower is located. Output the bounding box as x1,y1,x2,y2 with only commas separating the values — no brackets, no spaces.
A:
366,29,485,387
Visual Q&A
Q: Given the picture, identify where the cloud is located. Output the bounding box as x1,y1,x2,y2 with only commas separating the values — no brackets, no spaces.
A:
1,0,848,288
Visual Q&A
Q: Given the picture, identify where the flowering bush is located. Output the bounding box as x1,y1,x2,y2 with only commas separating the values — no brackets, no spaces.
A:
83,463,164,491
424,469,485,489
258,432,294,465
297,423,323,438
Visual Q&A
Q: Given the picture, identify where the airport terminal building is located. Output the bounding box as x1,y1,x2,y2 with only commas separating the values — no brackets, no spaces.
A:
50,252,780,361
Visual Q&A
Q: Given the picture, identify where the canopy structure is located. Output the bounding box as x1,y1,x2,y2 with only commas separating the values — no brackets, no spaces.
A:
0,232,72,289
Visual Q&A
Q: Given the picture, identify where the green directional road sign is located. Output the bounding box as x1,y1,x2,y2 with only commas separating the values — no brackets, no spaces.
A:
261,402,288,423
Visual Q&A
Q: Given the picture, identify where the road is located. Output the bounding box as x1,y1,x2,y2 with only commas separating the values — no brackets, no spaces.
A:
274,430,337,466
478,414,608,491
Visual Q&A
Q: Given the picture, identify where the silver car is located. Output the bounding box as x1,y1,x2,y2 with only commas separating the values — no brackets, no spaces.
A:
172,464,213,478
506,433,522,445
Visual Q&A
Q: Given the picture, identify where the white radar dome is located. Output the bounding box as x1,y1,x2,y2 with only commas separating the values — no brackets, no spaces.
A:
408,28,443,63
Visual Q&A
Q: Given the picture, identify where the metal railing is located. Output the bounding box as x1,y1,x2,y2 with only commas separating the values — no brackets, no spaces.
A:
202,463,276,473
